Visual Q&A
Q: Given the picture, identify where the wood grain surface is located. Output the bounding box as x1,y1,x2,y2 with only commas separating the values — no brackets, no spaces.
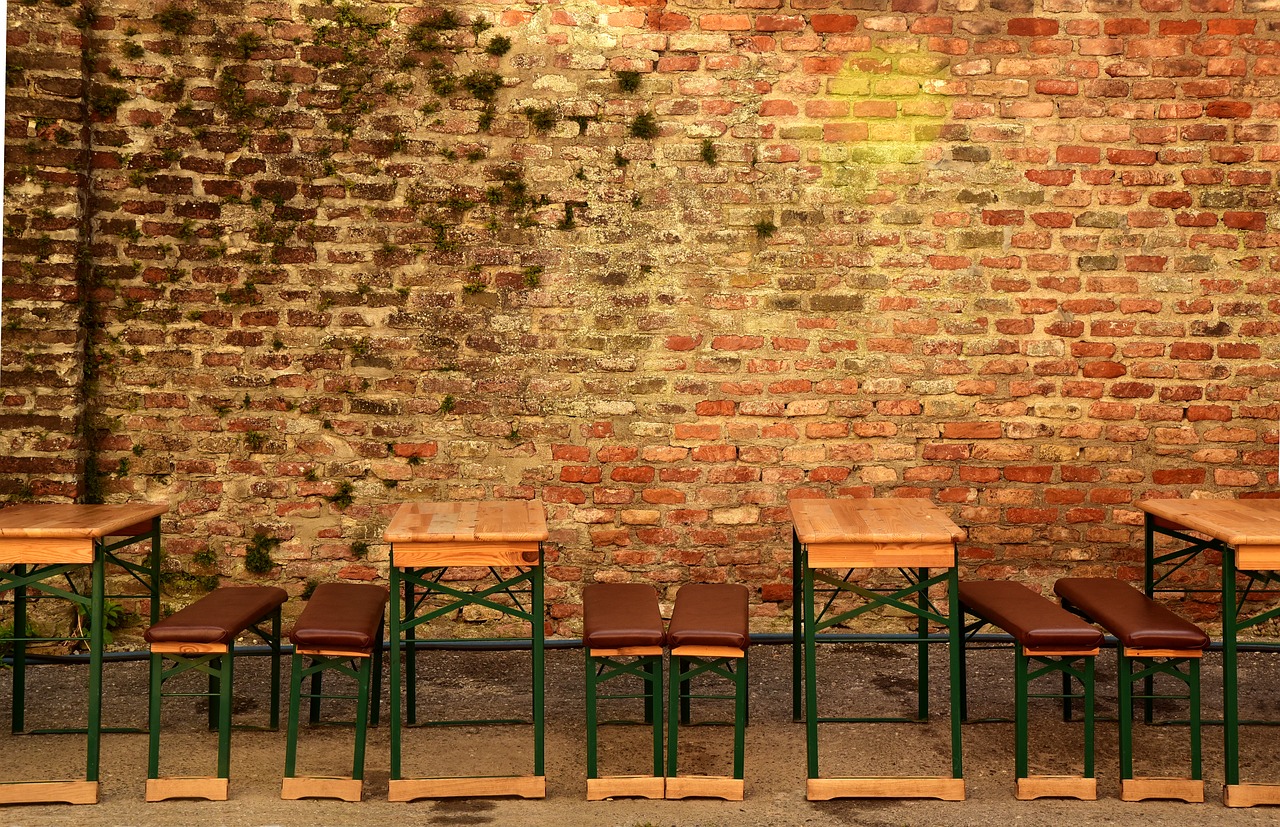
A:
790,498,965,546
383,500,547,543
0,503,167,539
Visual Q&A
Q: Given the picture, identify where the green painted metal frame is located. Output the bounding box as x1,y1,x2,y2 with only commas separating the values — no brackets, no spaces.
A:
146,608,283,783
666,653,747,781
800,533,964,782
1143,513,1275,788
0,517,161,785
957,616,1097,782
284,642,381,783
1017,651,1096,781
387,548,545,782
1116,649,1202,786
585,651,664,780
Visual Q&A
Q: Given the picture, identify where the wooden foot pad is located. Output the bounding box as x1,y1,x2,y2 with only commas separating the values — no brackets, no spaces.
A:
0,780,99,805
666,776,744,801
1223,783,1280,808
146,776,229,802
1121,778,1203,803
389,776,545,801
1017,776,1097,801
807,777,966,801
281,776,363,802
587,776,665,801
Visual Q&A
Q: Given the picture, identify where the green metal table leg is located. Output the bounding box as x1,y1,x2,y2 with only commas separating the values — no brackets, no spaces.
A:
404,572,417,726
11,565,26,735
86,549,105,782
1223,548,1240,786
532,557,545,777
149,518,163,626
947,565,963,780
1142,516,1156,723
803,556,819,780
792,528,803,722
917,566,929,721
389,563,403,780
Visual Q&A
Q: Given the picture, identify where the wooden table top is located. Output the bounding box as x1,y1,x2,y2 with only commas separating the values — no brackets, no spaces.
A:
1139,499,1280,547
384,500,548,544
790,498,966,546
0,503,168,539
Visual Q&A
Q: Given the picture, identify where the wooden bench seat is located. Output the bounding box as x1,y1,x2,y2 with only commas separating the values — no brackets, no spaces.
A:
583,583,666,800
145,586,288,802
1055,577,1208,803
666,584,750,801
958,581,1102,801
282,582,388,802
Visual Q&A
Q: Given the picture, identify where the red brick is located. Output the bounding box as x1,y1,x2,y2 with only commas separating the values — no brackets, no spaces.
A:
1008,18,1059,36
811,14,858,32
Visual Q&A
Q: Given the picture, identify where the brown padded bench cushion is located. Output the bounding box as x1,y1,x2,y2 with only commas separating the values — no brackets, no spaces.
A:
958,581,1103,652
1054,577,1209,651
582,583,665,650
146,586,288,646
290,583,388,653
668,584,750,650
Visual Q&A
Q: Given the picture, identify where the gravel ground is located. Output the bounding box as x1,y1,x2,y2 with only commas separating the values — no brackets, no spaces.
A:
2,642,1280,826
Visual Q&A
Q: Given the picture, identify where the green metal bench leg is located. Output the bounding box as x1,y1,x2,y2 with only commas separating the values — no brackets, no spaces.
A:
1118,649,1135,782
1189,658,1202,782
666,655,681,779
1015,649,1031,782
733,657,747,780
652,658,664,778
585,654,600,780
585,651,664,798
668,657,747,775
1118,652,1204,802
1083,656,1096,780
147,652,163,778
1014,651,1097,800
284,652,305,778
353,656,373,780
283,651,375,801
216,649,234,780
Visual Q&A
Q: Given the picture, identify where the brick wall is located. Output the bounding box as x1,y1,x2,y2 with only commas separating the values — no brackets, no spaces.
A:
3,0,1279,632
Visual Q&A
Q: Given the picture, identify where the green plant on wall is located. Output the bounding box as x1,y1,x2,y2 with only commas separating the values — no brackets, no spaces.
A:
155,4,197,35
245,532,280,574
629,112,659,140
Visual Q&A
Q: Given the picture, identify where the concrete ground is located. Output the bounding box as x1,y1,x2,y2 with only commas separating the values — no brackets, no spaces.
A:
2,641,1280,826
